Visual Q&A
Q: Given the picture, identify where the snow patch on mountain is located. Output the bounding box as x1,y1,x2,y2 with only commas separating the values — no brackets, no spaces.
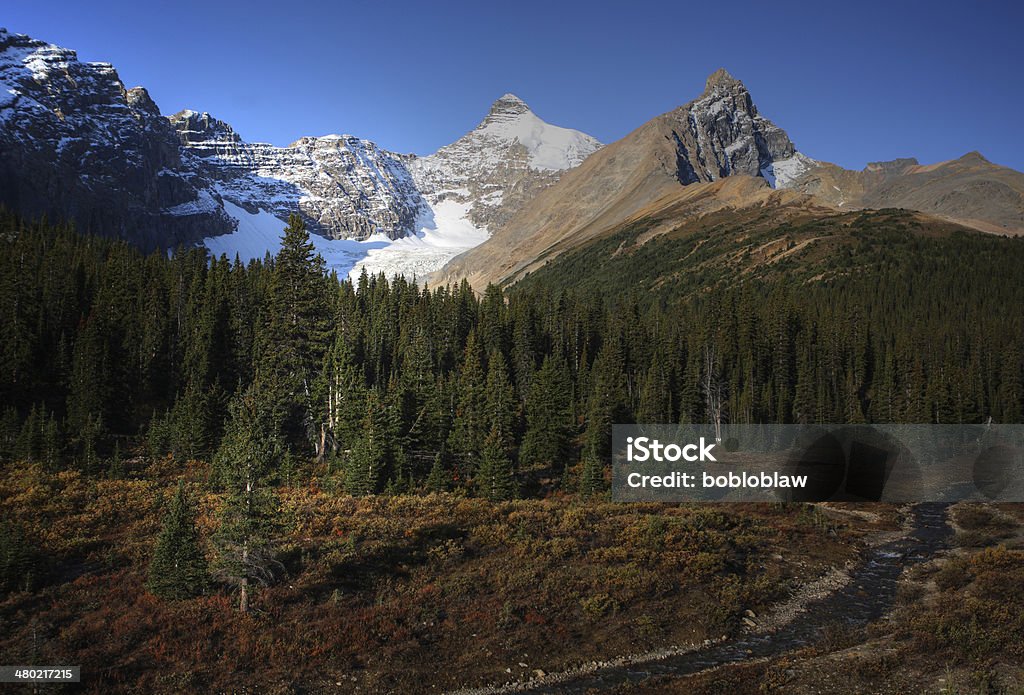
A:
349,199,490,281
207,201,390,273
761,152,817,189
210,198,488,284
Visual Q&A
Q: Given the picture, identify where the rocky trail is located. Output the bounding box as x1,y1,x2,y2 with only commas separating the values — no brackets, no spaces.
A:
452,502,953,694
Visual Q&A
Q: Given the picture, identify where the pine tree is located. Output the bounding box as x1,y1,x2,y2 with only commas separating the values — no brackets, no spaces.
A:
170,382,212,461
345,389,388,496
323,329,367,455
477,426,516,501
107,441,125,479
78,413,104,474
519,355,573,474
212,387,283,613
0,522,37,595
256,214,331,454
584,339,629,460
147,481,209,600
578,450,606,498
478,284,508,357
425,452,448,493
447,331,487,476
67,312,110,446
484,349,518,448
0,406,20,460
637,354,672,424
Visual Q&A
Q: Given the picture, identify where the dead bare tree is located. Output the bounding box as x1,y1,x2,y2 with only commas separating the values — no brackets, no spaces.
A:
701,343,725,443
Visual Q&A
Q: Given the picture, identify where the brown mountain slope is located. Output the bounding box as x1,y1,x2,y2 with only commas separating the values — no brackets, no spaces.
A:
791,152,1024,235
495,175,831,288
432,71,1024,292
431,70,807,290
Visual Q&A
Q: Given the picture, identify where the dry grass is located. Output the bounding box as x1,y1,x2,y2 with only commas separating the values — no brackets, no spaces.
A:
0,461,857,693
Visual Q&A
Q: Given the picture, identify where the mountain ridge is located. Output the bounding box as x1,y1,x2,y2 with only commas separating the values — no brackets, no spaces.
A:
0,28,602,278
2,27,1022,289
432,70,1024,290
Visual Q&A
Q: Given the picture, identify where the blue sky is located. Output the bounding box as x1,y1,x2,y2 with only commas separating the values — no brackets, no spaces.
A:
7,0,1024,170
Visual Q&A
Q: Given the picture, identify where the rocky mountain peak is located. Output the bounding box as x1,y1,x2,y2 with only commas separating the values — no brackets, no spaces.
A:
169,110,242,146
480,93,535,132
125,86,159,115
486,92,531,119
0,29,233,249
659,69,810,188
704,67,743,93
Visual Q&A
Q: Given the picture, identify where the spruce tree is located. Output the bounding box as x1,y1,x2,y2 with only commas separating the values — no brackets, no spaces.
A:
344,389,388,496
578,450,606,498
425,452,448,493
447,331,487,476
0,522,37,595
484,349,518,449
212,387,283,613
324,330,367,455
0,406,20,460
584,339,629,460
519,355,573,473
256,214,331,454
147,481,209,600
477,425,516,501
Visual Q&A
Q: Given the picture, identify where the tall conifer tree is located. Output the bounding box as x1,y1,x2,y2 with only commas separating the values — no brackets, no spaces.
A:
212,388,283,613
256,214,331,454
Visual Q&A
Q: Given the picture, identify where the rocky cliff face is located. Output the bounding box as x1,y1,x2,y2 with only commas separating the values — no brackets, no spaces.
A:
169,110,428,241
662,68,814,188
167,92,601,246
0,29,232,249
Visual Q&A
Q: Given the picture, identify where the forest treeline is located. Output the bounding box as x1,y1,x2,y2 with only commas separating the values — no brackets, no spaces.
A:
1,209,1022,498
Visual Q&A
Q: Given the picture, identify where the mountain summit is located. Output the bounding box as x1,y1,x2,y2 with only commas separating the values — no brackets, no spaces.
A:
485,93,532,119
409,93,602,231
704,67,742,91
668,68,814,187
467,93,601,172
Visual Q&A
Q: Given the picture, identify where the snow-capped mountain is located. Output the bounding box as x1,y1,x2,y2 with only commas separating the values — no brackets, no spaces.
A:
0,28,233,248
168,94,602,280
348,94,603,280
169,110,427,242
411,93,602,230
0,28,603,279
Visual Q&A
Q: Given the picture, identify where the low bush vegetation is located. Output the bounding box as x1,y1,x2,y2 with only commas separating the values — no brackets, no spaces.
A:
0,461,853,693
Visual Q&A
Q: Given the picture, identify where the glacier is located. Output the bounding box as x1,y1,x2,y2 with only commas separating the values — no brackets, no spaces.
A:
209,199,488,284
